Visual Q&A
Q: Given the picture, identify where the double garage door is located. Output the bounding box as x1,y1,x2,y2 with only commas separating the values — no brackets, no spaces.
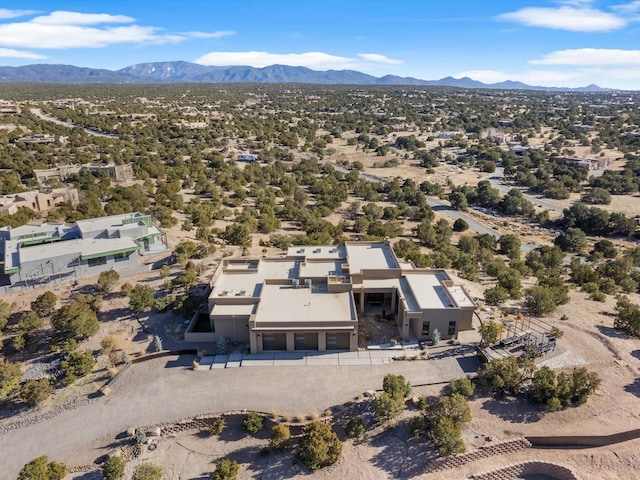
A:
261,332,350,351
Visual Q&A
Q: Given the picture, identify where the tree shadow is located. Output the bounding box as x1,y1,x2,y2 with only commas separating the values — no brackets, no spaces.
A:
480,397,543,423
97,307,131,323
400,437,438,479
260,449,307,479
210,444,279,476
70,471,101,480
624,378,640,398
369,427,409,478
631,350,640,361
596,325,629,339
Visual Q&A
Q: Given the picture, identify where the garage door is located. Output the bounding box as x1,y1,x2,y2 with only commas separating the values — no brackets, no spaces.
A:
295,332,318,350
326,332,350,350
262,333,286,350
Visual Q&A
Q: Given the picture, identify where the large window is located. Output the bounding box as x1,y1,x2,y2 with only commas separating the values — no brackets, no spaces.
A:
448,321,456,336
113,252,129,262
87,256,107,267
422,321,430,336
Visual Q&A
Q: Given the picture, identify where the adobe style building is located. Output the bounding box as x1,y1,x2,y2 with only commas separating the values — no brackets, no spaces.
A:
33,163,134,185
0,187,79,217
0,212,167,291
188,241,476,353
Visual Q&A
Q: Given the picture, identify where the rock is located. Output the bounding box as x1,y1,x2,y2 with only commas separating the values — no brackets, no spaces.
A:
364,390,376,398
147,427,161,437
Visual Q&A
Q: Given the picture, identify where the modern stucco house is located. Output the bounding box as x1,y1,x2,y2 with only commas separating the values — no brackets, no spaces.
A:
187,240,476,353
0,212,167,291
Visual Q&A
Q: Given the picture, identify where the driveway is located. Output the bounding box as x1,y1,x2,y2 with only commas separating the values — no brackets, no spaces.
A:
0,353,478,477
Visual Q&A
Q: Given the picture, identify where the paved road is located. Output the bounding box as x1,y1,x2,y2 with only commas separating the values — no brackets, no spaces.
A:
30,108,120,139
487,167,564,212
0,353,478,478
326,161,543,253
327,161,504,238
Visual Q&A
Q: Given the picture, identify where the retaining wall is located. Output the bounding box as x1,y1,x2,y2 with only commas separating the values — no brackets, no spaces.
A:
472,461,577,480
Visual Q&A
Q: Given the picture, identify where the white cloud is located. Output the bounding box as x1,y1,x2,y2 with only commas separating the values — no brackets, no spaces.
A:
455,69,583,85
358,53,403,65
531,48,640,66
0,11,185,49
183,30,235,39
195,51,403,71
611,1,640,14
0,9,37,19
0,47,45,59
498,6,626,32
0,23,182,49
30,11,134,25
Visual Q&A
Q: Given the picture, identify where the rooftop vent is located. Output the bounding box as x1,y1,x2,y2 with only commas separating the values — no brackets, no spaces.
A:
305,278,312,289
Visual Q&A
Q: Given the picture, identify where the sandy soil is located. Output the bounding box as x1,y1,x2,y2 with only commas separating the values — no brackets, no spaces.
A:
56,284,640,480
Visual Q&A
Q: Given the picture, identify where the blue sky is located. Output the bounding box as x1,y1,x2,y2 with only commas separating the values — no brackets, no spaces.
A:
1,1,640,89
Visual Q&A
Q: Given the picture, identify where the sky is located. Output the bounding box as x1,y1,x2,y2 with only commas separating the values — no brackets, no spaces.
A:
1,0,640,89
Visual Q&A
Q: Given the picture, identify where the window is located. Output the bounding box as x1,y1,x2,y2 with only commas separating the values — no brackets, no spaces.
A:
87,256,107,267
422,321,430,336
114,252,129,262
448,321,456,336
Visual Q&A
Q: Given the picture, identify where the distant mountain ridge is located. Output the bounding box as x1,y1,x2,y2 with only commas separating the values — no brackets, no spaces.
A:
0,61,610,91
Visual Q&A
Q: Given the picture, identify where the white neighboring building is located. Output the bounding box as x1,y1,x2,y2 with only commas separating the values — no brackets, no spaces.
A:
0,212,167,291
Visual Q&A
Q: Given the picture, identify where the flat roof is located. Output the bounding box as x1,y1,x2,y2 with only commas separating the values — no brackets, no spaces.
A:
299,260,344,278
9,223,70,239
287,245,346,259
403,270,454,310
212,258,299,298
76,212,146,234
17,237,138,264
255,283,356,324
345,243,398,274
446,285,475,308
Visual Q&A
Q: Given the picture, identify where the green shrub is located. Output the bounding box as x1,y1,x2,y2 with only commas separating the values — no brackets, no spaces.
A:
241,411,264,434
18,456,67,480
430,417,465,456
132,462,163,480
270,424,291,450
373,392,404,423
345,417,366,438
20,379,52,407
449,377,475,398
211,458,238,480
102,455,126,480
208,417,226,436
61,350,95,384
298,421,342,471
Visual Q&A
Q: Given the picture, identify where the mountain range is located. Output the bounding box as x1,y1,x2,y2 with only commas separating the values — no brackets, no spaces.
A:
0,61,608,91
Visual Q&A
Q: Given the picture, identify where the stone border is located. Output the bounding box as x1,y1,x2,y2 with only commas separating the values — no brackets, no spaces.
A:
472,461,577,480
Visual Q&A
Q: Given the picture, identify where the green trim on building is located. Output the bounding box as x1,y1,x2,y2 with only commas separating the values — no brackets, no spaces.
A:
16,232,47,240
81,245,139,260
18,237,62,247
4,266,20,274
123,215,152,228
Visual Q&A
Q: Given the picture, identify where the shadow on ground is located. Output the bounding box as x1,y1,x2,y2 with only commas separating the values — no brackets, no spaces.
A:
164,354,196,369
624,378,640,398
596,325,629,339
481,397,543,424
